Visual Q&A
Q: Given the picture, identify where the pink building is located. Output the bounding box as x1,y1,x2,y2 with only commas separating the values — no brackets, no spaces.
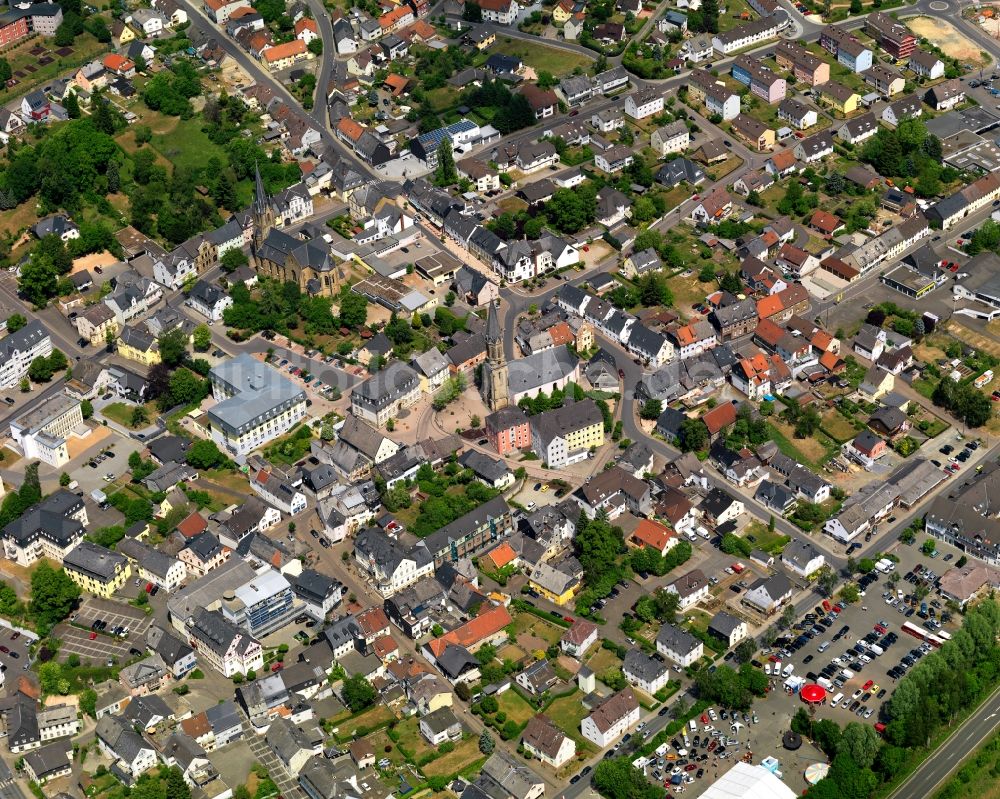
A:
486,406,531,456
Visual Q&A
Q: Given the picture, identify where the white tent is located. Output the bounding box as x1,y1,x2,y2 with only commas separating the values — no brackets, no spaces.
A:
698,762,797,799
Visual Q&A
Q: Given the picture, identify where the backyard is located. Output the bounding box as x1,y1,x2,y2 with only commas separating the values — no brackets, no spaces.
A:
102,401,157,429
545,690,595,751
497,689,537,726
741,520,791,555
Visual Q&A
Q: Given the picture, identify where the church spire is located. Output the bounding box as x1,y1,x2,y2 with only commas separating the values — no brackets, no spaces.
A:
254,161,268,212
486,299,501,343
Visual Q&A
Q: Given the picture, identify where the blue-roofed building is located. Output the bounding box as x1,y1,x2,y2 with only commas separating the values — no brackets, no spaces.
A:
207,353,308,458
410,119,482,168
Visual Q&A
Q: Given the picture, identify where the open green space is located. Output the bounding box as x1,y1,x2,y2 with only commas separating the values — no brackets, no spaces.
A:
2,32,107,103
102,402,158,429
338,704,395,740
510,613,565,647
546,691,594,749
149,115,230,177
497,690,537,725
490,38,593,74
742,520,791,555
422,739,484,777
821,409,862,443
585,646,622,675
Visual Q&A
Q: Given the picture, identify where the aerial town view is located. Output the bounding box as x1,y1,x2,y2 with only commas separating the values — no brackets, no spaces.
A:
8,0,1000,797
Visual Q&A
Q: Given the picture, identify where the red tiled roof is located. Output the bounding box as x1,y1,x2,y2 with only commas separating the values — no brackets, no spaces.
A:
262,39,307,62
631,519,676,552
810,209,842,234
428,604,512,658
295,17,318,34
483,542,517,570
103,53,134,72
701,402,738,435
756,294,783,319
177,511,207,539
337,117,365,141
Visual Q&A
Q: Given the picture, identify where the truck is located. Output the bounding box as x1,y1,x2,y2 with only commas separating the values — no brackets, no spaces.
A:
876,558,895,574
817,677,834,690
90,488,107,506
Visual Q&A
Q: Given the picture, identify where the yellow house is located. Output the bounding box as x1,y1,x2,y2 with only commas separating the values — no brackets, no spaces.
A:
62,541,131,599
158,488,188,518
113,20,136,47
118,325,161,367
819,81,859,115
552,0,573,24
859,366,894,403
575,322,594,353
76,304,119,347
527,562,581,606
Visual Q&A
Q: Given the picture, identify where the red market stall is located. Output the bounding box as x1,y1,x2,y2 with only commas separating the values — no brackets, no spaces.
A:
800,684,827,705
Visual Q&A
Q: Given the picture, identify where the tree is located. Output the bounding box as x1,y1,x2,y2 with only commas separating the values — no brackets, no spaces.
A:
29,562,80,635
59,472,71,487
640,399,662,420
6,314,26,333
213,172,238,211
479,730,495,755
166,368,206,408
0,58,9,84
574,514,623,584
816,566,838,597
18,258,58,307
80,688,98,718
192,325,212,352
64,90,81,119
734,638,757,664
81,399,93,419
187,440,227,470
593,758,661,799
339,292,368,328
434,138,458,186
839,722,881,770
131,405,149,427
220,249,249,272
678,418,707,452
308,37,323,55
158,328,188,367
342,674,377,711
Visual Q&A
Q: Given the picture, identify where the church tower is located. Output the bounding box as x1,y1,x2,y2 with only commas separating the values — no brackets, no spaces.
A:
483,299,509,412
250,162,275,257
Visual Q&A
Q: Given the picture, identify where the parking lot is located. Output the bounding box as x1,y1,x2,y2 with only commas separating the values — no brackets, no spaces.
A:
55,623,134,665
0,625,33,684
752,532,962,731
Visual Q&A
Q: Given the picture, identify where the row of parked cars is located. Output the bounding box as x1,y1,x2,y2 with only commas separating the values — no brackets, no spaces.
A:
888,642,934,680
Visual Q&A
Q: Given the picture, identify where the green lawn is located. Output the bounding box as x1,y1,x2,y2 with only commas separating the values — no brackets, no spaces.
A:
490,39,593,74
718,0,757,33
102,402,156,429
821,410,862,443
150,116,230,176
546,691,594,749
510,613,565,646
422,739,484,778
585,647,621,675
498,690,537,725
742,520,791,555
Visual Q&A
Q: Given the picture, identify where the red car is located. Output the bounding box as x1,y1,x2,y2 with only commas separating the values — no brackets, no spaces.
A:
822,600,832,612
9,632,18,641
89,632,97,640
708,740,717,751
685,764,697,772
768,654,781,662
863,680,874,691
874,624,887,634
563,616,574,624
271,662,283,672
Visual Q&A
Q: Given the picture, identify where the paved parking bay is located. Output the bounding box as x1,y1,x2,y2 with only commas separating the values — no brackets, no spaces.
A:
72,596,153,642
56,624,132,665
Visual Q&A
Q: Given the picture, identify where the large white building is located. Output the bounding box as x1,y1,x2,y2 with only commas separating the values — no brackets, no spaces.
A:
0,321,51,389
1,490,87,567
656,622,704,667
187,608,264,677
9,392,83,467
207,353,307,457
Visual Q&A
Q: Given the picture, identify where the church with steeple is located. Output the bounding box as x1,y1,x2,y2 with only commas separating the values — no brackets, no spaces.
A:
482,300,509,412
249,163,346,298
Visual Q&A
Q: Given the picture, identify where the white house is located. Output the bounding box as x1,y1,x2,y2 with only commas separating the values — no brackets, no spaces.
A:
625,88,664,120
522,715,576,768
622,650,671,694
581,688,640,748
656,623,703,667
780,538,825,577
666,568,710,609
153,255,197,291
187,280,232,322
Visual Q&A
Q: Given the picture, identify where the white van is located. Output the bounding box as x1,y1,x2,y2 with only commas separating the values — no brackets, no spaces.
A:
869,644,884,656
782,663,794,678
688,719,697,732
764,663,771,675
841,669,855,680
830,692,844,708
817,677,833,690
818,641,831,653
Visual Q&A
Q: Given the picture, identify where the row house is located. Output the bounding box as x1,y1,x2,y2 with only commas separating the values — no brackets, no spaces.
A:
730,352,791,400
710,297,757,340
732,55,785,104
818,80,860,115
925,78,965,111
820,25,873,73
478,0,520,24
712,15,784,55
863,63,905,96
793,129,834,163
671,319,718,359
841,214,930,275
650,120,690,156
778,97,818,130
689,69,741,120
837,111,879,145
928,171,1000,226
774,40,829,86
730,114,774,151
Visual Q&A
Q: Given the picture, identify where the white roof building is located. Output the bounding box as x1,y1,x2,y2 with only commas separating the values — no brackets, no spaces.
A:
699,762,797,799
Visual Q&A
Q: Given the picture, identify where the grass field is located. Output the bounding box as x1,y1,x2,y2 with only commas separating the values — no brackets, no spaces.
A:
367,729,407,767
821,409,861,443
394,717,435,760
150,116,230,176
742,520,791,555
546,691,593,747
491,39,593,74
498,690,537,725
510,613,565,647
102,402,157,429
339,704,395,739
422,739,483,777
768,420,837,469
585,646,621,675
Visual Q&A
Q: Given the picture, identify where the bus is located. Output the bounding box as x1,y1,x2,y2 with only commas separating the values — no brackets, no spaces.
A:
901,621,945,648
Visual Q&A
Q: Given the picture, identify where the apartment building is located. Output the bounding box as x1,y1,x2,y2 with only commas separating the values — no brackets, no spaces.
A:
9,392,83,468
62,541,131,598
